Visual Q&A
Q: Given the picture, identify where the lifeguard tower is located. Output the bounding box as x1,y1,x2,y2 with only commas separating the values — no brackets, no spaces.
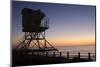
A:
15,8,58,54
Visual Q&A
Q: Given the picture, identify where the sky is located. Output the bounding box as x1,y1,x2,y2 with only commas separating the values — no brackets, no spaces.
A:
11,1,96,47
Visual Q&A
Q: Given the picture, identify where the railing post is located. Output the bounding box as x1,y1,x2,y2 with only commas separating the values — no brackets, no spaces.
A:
46,52,48,56
53,52,55,57
88,52,91,60
60,52,62,57
67,52,69,60
37,52,39,56
78,52,80,59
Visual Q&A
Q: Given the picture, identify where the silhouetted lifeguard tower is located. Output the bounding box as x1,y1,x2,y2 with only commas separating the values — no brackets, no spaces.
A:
15,8,58,54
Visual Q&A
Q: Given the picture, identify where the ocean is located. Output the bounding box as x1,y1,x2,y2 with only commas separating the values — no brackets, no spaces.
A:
55,45,96,60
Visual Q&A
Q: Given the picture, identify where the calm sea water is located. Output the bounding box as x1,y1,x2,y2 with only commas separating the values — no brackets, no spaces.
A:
55,45,96,60
56,45,95,53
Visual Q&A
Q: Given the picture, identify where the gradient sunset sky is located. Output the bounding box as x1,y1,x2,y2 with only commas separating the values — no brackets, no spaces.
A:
11,1,96,47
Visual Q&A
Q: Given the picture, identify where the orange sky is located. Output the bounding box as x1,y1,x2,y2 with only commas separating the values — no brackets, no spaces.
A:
47,35,95,46
12,32,95,48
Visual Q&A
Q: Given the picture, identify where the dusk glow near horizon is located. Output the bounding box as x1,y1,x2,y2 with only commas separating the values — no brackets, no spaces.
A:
12,1,96,47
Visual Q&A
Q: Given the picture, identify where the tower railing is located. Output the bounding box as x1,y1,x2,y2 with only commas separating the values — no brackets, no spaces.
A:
41,17,49,29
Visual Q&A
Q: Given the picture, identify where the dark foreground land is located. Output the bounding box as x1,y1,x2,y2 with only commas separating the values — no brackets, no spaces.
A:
12,50,95,67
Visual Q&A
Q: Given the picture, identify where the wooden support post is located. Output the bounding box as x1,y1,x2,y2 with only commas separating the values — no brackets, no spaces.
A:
67,52,69,60
88,52,91,60
78,52,80,59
